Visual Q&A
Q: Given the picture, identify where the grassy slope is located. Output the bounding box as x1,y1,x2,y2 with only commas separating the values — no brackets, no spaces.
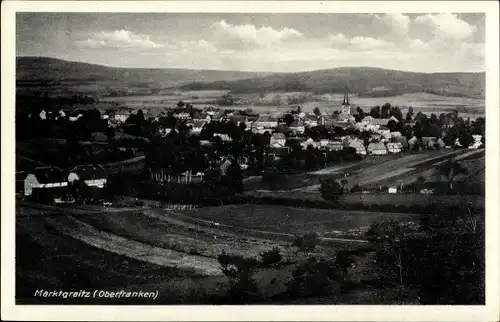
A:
16,56,270,87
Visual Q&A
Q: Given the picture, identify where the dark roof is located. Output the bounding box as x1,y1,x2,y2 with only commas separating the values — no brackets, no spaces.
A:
33,167,66,183
70,164,107,180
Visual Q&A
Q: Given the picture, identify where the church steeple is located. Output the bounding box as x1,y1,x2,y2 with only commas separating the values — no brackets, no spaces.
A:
342,87,349,106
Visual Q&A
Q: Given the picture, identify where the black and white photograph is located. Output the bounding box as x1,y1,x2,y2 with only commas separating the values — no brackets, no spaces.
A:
2,1,499,321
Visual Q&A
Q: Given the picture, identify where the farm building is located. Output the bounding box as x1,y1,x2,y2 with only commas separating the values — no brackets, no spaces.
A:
388,186,398,194
68,164,108,188
390,131,402,138
173,112,191,120
114,110,131,123
367,142,388,155
150,169,204,184
270,133,286,147
348,139,366,155
24,167,68,196
301,138,317,149
386,142,403,153
254,115,278,129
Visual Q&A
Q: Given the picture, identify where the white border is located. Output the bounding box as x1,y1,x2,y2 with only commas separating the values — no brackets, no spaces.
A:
2,1,499,321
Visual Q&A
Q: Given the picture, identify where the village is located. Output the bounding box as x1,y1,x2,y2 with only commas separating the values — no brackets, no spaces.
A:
17,88,485,206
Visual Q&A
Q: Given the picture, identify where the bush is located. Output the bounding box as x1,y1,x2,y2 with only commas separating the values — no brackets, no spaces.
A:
217,251,261,302
320,178,344,201
286,257,342,299
292,233,320,253
260,247,283,267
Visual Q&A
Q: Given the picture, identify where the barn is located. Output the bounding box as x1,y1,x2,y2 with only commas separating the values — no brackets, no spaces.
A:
68,164,108,188
24,167,68,197
367,142,388,155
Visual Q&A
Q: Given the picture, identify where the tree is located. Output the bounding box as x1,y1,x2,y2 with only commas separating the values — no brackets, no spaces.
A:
313,107,321,117
370,106,381,118
366,220,410,303
286,257,341,299
405,106,414,122
320,178,344,200
356,106,365,120
435,160,468,191
260,247,283,267
217,251,260,302
292,233,320,253
105,126,116,141
177,101,185,108
381,103,391,118
283,113,295,126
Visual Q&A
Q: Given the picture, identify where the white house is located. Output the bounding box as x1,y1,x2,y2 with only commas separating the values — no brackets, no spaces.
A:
173,112,191,120
469,135,483,149
367,142,388,155
68,164,108,188
300,138,317,149
388,186,398,194
114,111,130,123
270,133,286,147
386,142,403,153
24,167,68,196
214,133,232,142
348,139,366,155
326,141,344,151
254,115,278,129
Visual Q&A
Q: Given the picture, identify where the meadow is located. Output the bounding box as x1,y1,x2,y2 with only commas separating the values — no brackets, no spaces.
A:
100,90,485,119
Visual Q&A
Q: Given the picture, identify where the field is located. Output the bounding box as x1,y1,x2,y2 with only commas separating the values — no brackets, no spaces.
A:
184,204,418,236
99,91,485,119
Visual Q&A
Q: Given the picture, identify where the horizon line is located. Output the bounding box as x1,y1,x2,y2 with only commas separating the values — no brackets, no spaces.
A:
16,55,486,75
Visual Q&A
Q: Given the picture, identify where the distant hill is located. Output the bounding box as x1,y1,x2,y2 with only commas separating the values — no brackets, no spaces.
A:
16,56,270,87
17,57,484,99
181,67,485,99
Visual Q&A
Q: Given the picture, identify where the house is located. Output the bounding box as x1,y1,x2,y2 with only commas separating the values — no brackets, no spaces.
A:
408,136,419,149
158,127,175,136
150,170,205,184
289,120,305,135
300,138,317,149
192,112,211,123
348,139,366,155
68,164,108,188
386,142,403,154
369,133,382,142
469,135,483,149
388,186,398,194
270,133,286,147
390,131,402,138
69,110,84,122
24,167,68,196
388,116,400,123
190,120,205,134
203,106,219,116
367,142,388,155
213,133,232,142
326,141,344,151
254,115,278,129
303,114,319,127
173,112,191,120
114,111,130,123
422,137,437,149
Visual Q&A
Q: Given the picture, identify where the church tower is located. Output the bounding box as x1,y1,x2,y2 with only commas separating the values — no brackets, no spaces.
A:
341,88,350,115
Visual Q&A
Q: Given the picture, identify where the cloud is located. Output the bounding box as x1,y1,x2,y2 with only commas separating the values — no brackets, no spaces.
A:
413,13,477,40
374,13,411,35
76,29,164,49
329,33,395,51
210,20,303,49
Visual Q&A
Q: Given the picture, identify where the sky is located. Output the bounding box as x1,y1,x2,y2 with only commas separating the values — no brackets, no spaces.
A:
16,13,485,73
